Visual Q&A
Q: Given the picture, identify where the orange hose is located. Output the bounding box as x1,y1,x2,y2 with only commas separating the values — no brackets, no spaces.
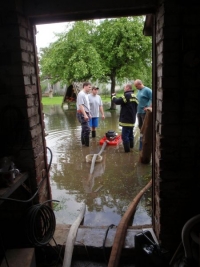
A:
108,179,152,267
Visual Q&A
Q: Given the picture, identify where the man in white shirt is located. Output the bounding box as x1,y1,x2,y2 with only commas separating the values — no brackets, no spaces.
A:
76,82,92,146
88,87,105,138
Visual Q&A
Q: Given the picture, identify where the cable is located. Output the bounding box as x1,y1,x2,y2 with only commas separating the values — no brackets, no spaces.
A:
26,202,56,247
50,237,64,266
102,224,116,264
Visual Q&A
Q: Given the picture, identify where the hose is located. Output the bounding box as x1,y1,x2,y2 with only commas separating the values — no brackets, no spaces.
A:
89,140,107,174
181,214,200,259
26,201,56,246
108,179,152,267
62,203,86,267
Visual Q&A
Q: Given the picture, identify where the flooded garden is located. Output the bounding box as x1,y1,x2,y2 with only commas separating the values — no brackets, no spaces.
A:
44,104,152,227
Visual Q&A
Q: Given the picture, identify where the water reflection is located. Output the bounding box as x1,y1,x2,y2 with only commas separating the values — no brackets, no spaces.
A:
44,104,152,226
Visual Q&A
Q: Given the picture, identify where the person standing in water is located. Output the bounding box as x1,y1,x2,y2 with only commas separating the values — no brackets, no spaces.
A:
134,79,152,150
112,83,138,152
88,86,105,138
134,79,152,130
76,82,92,146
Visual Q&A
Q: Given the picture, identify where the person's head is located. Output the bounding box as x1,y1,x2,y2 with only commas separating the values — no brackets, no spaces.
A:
91,86,99,95
83,82,92,93
124,83,133,92
134,79,144,90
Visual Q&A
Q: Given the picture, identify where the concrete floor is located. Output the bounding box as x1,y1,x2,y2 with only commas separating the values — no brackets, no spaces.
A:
42,224,155,267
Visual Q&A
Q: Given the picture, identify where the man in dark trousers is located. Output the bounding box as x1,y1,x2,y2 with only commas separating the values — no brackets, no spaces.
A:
76,82,92,146
112,84,138,152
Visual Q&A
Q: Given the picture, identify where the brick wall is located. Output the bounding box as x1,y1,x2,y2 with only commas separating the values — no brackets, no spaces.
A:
0,5,51,207
154,1,200,252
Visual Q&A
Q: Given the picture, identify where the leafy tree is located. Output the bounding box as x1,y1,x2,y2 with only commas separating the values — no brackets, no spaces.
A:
93,17,152,109
39,17,152,108
39,21,103,85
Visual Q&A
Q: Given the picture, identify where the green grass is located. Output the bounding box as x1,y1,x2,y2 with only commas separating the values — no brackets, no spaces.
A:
42,96,63,105
42,95,111,106
41,93,123,106
41,90,125,106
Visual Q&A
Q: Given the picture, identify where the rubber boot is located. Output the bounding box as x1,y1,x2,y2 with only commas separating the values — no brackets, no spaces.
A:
123,142,130,153
92,130,96,138
130,140,134,149
81,134,85,145
84,137,90,147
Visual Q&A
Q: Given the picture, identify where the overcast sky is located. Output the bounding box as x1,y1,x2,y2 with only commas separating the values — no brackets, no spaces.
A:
36,22,69,51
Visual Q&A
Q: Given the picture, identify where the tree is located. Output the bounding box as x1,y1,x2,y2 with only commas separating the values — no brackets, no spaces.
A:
39,21,103,85
93,17,152,109
39,17,152,108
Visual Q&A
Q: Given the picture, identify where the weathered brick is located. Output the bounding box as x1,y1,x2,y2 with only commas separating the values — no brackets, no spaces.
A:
34,152,44,168
30,124,42,139
19,26,27,39
31,135,43,148
31,75,36,84
25,85,37,95
22,65,35,75
33,144,44,158
21,51,29,62
20,39,34,52
27,106,39,117
30,54,35,63
29,115,40,128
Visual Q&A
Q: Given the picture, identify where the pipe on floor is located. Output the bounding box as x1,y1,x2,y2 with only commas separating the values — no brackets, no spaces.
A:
62,203,86,267
108,179,152,267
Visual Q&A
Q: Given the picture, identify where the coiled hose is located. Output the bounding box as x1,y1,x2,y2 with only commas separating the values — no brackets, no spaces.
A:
26,201,56,246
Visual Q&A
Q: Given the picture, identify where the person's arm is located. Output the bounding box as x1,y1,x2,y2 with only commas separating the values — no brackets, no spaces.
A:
144,89,152,110
148,88,152,107
79,104,89,120
111,94,123,105
99,106,105,119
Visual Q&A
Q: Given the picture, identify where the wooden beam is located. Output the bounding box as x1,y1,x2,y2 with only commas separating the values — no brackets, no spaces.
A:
23,0,156,24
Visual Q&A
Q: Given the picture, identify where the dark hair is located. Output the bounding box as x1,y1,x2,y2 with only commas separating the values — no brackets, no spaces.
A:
83,82,91,87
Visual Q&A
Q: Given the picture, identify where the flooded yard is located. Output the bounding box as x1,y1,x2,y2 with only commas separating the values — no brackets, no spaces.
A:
44,104,152,227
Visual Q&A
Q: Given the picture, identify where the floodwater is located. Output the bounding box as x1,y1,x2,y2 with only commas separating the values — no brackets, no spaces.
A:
44,104,152,227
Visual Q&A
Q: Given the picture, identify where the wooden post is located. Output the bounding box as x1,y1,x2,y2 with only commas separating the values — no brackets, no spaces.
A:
140,108,152,164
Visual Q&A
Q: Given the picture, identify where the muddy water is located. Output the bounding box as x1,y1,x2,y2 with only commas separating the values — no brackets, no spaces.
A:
44,104,152,227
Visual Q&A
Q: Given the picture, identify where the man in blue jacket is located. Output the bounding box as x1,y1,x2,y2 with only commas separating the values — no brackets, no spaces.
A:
134,79,152,130
112,84,138,152
134,79,152,150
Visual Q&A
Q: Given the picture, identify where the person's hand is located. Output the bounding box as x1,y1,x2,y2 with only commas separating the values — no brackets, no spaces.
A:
84,114,89,121
111,93,116,97
144,107,152,112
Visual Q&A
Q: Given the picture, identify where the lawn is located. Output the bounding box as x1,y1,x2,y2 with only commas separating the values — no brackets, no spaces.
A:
41,95,112,105
42,96,63,105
